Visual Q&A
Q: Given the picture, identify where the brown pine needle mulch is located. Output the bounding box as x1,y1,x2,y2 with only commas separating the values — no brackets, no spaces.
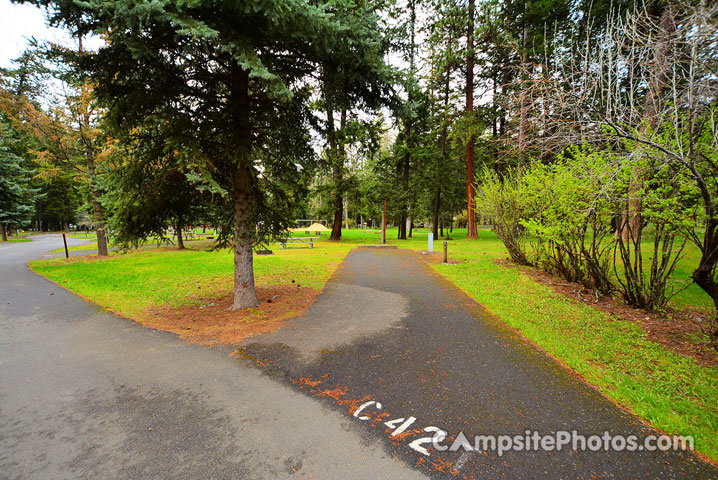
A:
495,259,717,368
143,285,319,346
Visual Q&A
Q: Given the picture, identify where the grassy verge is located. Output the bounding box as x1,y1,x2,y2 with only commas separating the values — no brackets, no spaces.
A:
3,238,31,243
426,229,717,461
30,242,353,320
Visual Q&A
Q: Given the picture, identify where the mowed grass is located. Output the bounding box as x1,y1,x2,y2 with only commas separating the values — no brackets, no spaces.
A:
31,242,353,319
29,226,717,460
424,229,717,461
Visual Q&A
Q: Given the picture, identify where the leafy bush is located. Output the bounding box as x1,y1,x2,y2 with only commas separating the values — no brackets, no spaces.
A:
476,167,532,265
477,145,688,310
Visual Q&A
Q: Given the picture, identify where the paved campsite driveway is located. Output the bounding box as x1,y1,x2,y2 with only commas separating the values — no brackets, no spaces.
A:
0,236,426,480
1,237,716,479
241,247,718,479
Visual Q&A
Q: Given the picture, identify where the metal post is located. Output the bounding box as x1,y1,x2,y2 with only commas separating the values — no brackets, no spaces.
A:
62,232,69,259
382,200,387,244
443,241,448,264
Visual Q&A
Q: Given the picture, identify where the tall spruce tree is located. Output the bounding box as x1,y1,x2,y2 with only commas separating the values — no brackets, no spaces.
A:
28,0,384,309
0,116,39,240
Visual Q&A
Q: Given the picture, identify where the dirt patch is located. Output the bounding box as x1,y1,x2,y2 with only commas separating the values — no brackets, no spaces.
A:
143,285,320,346
494,259,717,367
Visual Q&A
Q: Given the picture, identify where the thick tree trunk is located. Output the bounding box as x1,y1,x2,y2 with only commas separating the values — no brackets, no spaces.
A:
330,175,342,241
1,223,7,242
432,188,441,239
465,0,478,239
329,109,346,241
693,215,718,316
80,93,109,256
86,157,109,256
229,67,259,310
408,219,413,238
175,220,185,249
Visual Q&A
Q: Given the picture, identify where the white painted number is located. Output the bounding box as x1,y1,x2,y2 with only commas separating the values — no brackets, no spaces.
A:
408,426,447,456
353,400,382,420
384,416,416,437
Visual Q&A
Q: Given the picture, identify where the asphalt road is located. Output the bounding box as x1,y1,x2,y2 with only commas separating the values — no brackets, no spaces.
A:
241,248,718,479
0,236,427,480
1,236,716,479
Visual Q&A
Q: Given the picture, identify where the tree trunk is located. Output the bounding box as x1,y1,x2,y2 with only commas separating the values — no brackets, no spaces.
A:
175,220,185,249
399,0,417,242
433,54,451,242
432,188,441,239
330,164,342,241
624,6,676,241
408,219,413,238
344,197,349,230
79,95,108,255
465,0,478,239
693,217,718,315
86,156,109,256
518,9,529,155
329,108,346,241
229,67,259,310
399,146,410,240
1,223,7,242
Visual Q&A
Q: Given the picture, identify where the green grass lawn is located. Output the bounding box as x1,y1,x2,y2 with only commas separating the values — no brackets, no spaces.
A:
3,238,31,243
31,242,353,319
29,225,717,461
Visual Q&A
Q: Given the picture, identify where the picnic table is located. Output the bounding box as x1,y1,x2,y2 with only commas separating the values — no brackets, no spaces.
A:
280,236,320,249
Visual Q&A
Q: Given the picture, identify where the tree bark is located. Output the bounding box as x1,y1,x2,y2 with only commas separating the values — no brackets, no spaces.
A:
693,217,718,313
329,108,346,241
399,0,417,241
624,6,676,241
465,0,478,239
433,52,452,241
1,223,7,242
229,67,259,310
344,197,349,230
518,7,530,155
175,220,185,249
432,188,441,239
86,154,109,257
398,146,410,240
77,41,109,258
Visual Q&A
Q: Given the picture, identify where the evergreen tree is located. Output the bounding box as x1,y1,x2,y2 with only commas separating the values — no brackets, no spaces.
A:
0,117,39,240
28,0,387,308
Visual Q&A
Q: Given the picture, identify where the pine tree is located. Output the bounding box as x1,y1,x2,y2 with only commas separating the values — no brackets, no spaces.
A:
0,117,39,240
28,0,387,309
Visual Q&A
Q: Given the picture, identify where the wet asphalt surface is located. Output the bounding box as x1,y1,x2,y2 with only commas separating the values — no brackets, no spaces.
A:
0,236,426,480
241,248,718,479
1,236,716,479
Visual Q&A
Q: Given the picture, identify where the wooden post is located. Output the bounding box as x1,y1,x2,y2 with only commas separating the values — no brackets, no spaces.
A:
443,241,448,264
382,200,387,244
62,232,69,259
